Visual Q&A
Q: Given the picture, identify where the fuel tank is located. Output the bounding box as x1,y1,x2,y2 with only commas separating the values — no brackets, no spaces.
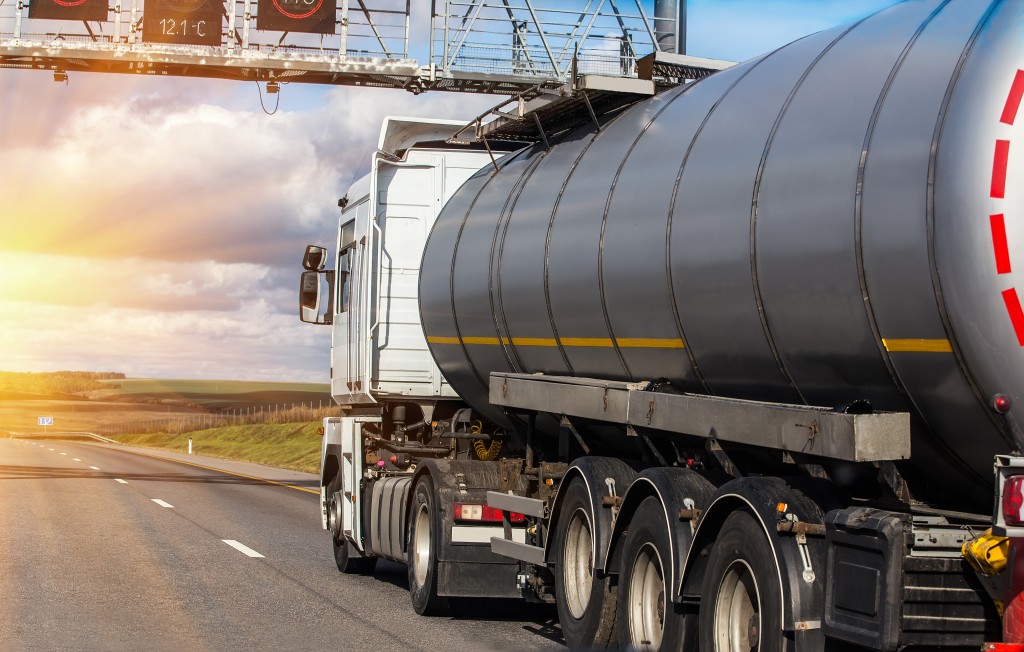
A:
419,0,1024,505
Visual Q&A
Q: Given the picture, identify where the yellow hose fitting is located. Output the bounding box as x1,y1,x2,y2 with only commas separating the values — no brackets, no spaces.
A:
962,529,1010,576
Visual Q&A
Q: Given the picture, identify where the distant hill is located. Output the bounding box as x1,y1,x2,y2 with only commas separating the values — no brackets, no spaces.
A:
0,374,333,433
0,371,125,398
0,373,331,409
95,378,332,409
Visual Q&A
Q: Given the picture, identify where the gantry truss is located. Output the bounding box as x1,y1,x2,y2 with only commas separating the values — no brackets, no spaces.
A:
0,0,725,95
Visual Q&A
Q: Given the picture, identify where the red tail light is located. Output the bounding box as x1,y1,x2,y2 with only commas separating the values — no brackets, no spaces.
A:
454,503,525,523
1003,475,1024,526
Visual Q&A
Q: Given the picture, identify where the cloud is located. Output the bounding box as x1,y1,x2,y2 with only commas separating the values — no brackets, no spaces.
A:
0,298,331,381
0,72,497,379
2,74,497,265
0,252,276,312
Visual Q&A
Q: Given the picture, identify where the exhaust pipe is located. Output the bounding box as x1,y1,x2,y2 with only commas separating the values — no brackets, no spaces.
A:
654,0,685,54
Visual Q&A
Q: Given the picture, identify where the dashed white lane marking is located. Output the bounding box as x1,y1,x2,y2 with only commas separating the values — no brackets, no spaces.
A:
222,540,264,558
89,466,100,471
115,479,128,484
151,499,174,508
73,458,81,462
60,453,67,456
48,448,54,451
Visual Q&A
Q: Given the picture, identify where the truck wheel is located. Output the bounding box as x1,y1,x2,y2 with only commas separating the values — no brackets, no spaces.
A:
329,490,377,574
554,478,617,649
408,475,449,616
618,496,694,651
699,510,786,652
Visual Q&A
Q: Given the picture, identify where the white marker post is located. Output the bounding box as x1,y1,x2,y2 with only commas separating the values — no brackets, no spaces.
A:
188,438,192,455
37,416,53,435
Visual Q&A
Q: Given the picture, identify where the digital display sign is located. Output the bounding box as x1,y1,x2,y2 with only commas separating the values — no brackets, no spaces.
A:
256,0,333,34
142,0,222,46
29,0,108,22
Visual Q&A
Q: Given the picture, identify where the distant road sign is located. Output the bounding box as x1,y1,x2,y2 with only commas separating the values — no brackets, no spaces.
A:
38,417,53,426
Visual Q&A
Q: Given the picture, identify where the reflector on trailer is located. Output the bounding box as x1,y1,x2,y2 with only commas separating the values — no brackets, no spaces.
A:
454,503,525,523
1003,476,1024,527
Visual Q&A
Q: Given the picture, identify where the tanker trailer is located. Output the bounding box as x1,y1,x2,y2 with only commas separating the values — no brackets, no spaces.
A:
301,0,1024,649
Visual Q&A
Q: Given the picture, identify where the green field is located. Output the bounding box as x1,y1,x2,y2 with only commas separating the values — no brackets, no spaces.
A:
105,378,330,395
94,378,332,409
109,422,323,474
0,372,334,438
2,373,332,472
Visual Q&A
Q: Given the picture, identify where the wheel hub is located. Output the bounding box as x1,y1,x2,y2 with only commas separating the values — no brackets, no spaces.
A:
563,508,594,620
712,559,761,652
328,493,344,541
626,542,666,651
413,503,431,586
747,614,759,648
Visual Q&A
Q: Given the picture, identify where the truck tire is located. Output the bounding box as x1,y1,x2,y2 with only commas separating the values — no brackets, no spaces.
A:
617,496,694,651
408,475,449,616
329,490,377,574
699,510,787,652
554,478,617,649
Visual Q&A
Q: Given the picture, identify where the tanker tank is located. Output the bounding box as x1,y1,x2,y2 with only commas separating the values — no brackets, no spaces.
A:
419,0,1024,508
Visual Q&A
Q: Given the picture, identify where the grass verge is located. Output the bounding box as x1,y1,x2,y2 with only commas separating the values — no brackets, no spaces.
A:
109,422,321,474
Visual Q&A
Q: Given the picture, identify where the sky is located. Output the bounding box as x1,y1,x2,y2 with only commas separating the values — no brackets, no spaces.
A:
0,0,902,383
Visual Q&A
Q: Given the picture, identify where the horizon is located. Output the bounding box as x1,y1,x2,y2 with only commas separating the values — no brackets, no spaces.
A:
0,369,329,385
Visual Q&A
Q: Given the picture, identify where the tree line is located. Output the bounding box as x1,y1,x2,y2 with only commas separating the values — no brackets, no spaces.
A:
0,371,125,396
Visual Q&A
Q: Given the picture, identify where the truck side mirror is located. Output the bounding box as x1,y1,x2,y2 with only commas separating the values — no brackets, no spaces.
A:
303,245,328,271
300,270,334,324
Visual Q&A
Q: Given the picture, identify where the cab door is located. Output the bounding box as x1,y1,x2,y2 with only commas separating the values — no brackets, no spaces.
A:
331,203,373,404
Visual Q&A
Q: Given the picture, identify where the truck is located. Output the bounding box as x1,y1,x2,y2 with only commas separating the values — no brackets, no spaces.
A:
299,0,1024,649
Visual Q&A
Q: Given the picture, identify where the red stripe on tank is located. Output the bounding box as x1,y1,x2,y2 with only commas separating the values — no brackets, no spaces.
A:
991,214,1012,274
992,140,1010,198
1003,289,1024,347
1001,70,1024,125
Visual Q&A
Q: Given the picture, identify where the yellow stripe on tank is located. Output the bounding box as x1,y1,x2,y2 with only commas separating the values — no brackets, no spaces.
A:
882,338,953,353
617,338,686,349
510,337,558,347
461,336,502,345
427,336,686,349
426,336,461,345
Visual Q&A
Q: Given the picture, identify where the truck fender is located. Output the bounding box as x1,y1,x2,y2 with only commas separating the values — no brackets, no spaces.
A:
409,459,526,562
602,467,716,600
320,416,344,529
543,457,638,572
322,444,341,489
680,477,834,636
321,445,341,529
321,416,344,489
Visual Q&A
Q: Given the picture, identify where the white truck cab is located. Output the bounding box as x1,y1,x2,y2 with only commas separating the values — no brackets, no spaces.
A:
326,117,501,407
301,118,527,597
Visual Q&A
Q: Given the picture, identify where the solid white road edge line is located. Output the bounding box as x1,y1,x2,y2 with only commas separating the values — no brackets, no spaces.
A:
115,479,128,484
152,499,174,508
222,540,264,558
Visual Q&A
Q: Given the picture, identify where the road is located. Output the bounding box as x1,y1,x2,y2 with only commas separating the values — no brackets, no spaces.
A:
0,438,563,651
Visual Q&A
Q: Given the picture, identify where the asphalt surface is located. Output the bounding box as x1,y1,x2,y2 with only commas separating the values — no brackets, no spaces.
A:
0,438,564,651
